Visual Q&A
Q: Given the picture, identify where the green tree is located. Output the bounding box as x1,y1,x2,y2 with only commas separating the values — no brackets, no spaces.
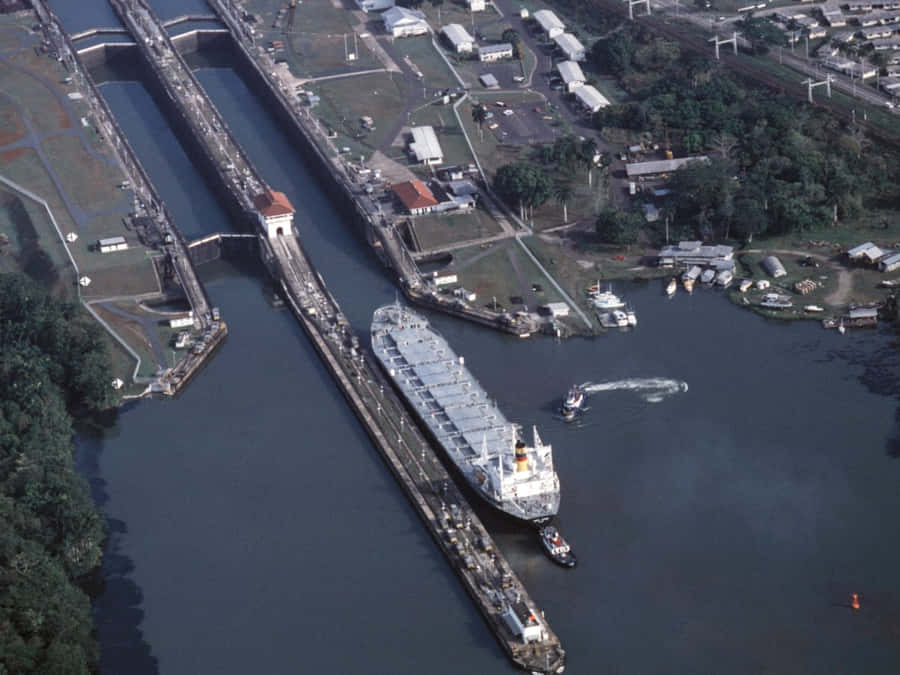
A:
595,208,643,245
471,102,487,141
501,28,522,58
493,162,553,219
553,180,575,223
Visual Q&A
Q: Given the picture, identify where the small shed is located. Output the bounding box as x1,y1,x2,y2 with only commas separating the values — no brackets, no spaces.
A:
447,179,478,196
479,73,499,88
98,236,128,253
878,252,900,272
762,255,787,278
541,302,569,317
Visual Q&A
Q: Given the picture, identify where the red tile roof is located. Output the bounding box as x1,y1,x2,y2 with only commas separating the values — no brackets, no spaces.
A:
253,189,294,217
392,180,438,211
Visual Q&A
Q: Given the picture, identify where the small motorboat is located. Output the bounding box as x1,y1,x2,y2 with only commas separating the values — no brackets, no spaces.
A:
701,268,716,284
539,525,576,568
738,279,753,293
561,385,585,420
804,305,824,313
665,278,677,297
715,269,733,287
838,319,846,334
626,306,637,326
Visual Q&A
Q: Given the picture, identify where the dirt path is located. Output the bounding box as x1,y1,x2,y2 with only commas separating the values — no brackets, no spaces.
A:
743,248,851,306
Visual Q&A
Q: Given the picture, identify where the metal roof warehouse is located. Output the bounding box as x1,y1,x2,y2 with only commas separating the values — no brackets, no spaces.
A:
409,126,444,165
625,156,709,178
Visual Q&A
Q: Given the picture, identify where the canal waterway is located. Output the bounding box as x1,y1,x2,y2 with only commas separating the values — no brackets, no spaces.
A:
55,2,900,672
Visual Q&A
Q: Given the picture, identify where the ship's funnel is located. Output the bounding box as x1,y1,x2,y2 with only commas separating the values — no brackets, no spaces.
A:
515,440,529,472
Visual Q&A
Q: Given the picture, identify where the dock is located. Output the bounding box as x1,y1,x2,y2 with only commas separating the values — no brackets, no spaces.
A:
32,0,227,396
99,0,565,670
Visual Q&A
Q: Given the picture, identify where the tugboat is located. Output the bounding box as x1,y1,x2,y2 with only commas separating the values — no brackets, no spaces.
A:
539,525,576,568
560,385,585,420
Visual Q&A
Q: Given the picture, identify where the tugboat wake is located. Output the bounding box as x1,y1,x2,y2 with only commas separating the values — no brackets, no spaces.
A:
581,378,689,403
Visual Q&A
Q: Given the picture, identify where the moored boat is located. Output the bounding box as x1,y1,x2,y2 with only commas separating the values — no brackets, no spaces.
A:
760,292,793,309
590,285,625,310
700,268,716,284
539,525,576,568
804,305,824,313
682,265,701,293
715,269,733,287
738,278,753,293
665,278,677,297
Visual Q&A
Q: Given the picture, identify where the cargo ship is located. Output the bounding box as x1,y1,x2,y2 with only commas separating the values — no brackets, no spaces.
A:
371,303,561,522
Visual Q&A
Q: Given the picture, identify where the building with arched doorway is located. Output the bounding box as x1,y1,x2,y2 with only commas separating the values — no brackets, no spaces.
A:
254,189,295,237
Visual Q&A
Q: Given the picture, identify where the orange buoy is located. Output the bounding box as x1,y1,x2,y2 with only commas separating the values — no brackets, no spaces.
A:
851,593,860,611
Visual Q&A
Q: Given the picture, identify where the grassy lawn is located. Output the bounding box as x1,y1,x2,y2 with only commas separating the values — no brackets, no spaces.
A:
411,205,504,250
41,134,126,214
313,72,406,156
93,304,161,379
0,57,68,137
397,36,461,90
452,242,524,311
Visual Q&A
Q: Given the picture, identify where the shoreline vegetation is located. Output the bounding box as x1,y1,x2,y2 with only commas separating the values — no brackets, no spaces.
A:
0,274,111,674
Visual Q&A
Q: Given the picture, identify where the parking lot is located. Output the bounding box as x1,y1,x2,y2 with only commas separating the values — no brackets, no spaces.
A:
482,100,559,144
457,58,527,90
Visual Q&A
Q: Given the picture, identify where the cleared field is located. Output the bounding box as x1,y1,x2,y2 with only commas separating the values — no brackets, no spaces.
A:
94,303,161,379
245,0,380,78
451,238,567,313
41,133,126,214
411,205,504,251
396,35,460,91
313,72,406,157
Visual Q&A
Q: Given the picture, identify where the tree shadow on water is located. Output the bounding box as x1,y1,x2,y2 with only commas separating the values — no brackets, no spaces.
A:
76,422,159,674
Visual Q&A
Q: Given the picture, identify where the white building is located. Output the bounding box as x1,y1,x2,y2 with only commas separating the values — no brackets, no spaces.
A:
573,84,609,113
467,0,486,11
556,60,585,91
253,189,295,237
821,2,847,26
878,252,900,272
409,126,444,165
98,236,128,253
354,0,394,12
382,6,429,38
533,9,565,38
478,43,514,62
553,32,585,61
442,23,475,53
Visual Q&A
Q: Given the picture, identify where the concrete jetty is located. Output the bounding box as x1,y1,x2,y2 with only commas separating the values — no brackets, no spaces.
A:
32,0,227,396
105,0,564,669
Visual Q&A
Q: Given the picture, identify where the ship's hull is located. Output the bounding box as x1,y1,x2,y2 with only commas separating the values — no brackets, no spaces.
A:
372,305,560,522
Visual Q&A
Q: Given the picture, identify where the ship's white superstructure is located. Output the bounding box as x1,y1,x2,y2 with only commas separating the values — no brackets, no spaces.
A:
371,304,560,521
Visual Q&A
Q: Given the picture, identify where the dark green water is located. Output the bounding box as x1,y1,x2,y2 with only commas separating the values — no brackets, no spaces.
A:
57,3,900,672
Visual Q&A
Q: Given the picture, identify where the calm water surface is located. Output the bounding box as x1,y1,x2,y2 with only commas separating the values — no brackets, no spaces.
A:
59,3,900,672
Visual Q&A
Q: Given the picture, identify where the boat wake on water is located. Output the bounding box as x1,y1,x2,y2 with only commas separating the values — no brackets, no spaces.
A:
581,378,689,403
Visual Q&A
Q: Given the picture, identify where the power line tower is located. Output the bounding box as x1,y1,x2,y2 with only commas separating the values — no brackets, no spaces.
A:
801,75,832,103
709,32,738,60
625,0,651,20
